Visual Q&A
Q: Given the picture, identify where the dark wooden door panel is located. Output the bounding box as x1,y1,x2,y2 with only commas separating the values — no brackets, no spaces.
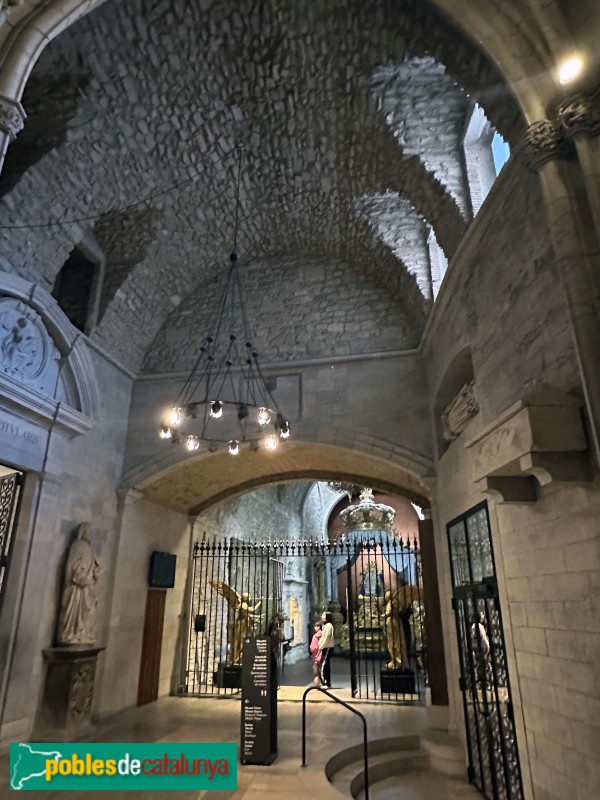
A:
137,589,166,706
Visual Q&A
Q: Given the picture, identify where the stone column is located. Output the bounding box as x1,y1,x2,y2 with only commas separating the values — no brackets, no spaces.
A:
558,85,600,246
520,119,600,464
0,94,25,173
418,510,448,707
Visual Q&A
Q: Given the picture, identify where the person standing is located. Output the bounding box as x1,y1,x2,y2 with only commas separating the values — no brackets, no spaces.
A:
318,612,335,688
309,621,323,687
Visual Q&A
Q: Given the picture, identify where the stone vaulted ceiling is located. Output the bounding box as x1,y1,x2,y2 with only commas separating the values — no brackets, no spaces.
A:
0,0,523,372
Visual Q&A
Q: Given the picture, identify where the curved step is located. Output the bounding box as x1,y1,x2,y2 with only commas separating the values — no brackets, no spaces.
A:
350,750,430,797
355,773,482,800
421,730,466,779
326,736,429,799
325,734,421,783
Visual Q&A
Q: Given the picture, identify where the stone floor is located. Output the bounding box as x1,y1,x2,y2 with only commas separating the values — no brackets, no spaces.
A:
0,692,480,798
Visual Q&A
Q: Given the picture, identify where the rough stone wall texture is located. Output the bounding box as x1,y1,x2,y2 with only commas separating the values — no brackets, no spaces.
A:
355,193,431,298
369,57,469,218
0,349,133,745
98,498,191,716
143,252,420,371
195,484,305,543
0,0,521,372
425,160,599,800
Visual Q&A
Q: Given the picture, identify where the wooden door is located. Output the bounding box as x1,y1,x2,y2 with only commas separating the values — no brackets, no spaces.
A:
137,588,166,706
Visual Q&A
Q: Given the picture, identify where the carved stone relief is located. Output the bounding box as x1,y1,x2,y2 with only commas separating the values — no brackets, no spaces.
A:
0,94,25,139
441,380,479,441
0,296,61,395
69,663,95,722
558,86,600,140
518,119,575,171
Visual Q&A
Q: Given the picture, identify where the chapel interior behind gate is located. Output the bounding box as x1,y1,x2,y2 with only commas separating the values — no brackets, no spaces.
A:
0,1,599,799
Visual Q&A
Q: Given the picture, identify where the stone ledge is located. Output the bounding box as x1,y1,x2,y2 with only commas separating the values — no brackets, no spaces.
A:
466,386,591,501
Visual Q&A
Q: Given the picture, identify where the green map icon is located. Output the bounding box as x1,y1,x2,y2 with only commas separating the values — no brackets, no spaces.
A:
11,743,63,790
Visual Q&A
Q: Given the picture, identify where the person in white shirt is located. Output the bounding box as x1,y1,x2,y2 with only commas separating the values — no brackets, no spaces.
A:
318,612,335,687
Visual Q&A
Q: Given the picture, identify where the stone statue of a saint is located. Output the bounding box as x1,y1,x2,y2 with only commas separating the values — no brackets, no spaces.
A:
57,523,100,647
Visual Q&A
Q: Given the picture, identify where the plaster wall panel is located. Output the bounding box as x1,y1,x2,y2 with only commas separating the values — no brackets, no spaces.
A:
97,497,190,717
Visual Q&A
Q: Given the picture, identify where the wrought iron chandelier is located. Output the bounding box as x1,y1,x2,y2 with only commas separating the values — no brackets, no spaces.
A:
158,147,290,455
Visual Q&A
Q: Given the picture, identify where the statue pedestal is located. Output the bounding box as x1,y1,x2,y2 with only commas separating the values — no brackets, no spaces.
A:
380,668,416,695
213,662,242,689
32,646,105,742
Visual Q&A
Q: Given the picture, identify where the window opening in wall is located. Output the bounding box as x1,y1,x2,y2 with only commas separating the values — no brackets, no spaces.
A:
491,132,510,176
447,502,523,800
52,247,100,334
0,466,24,622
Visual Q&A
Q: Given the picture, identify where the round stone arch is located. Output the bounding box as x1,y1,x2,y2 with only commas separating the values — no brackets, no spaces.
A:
123,438,432,516
0,0,570,126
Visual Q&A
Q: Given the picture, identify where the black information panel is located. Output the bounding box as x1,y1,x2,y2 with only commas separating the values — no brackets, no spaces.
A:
241,636,277,765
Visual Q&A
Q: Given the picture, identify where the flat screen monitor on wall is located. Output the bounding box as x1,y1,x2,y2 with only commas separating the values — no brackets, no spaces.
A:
148,551,177,588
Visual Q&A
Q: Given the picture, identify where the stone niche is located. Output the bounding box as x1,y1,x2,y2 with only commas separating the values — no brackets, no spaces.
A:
466,385,590,503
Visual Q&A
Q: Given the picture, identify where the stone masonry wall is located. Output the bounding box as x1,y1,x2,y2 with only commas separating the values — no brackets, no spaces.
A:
143,252,420,371
424,159,600,800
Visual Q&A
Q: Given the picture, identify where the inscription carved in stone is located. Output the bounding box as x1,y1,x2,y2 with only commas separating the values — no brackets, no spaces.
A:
0,297,60,394
441,380,479,441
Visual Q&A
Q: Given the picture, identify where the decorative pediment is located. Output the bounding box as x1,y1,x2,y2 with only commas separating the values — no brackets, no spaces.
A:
0,297,61,394
0,275,99,438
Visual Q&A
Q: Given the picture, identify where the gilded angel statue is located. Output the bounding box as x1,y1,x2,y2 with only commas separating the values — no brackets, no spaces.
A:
384,584,421,670
211,580,262,664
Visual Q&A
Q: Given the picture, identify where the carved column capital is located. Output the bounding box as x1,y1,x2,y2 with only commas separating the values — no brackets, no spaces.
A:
518,119,575,171
0,94,25,141
557,86,600,140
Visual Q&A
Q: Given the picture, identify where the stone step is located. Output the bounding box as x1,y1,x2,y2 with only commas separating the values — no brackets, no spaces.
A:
326,736,429,799
420,729,466,779
355,773,482,800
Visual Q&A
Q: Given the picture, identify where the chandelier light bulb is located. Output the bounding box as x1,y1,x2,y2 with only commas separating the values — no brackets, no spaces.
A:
279,418,290,439
168,407,181,427
558,56,584,84
186,436,200,451
210,400,223,419
159,426,172,440
229,440,240,455
257,407,271,425
264,434,278,451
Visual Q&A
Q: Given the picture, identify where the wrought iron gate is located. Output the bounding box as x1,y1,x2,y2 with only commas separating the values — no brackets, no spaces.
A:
0,470,24,619
183,534,427,701
447,503,523,800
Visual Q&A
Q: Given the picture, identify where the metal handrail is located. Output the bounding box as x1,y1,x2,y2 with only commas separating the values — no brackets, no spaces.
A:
301,686,369,800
